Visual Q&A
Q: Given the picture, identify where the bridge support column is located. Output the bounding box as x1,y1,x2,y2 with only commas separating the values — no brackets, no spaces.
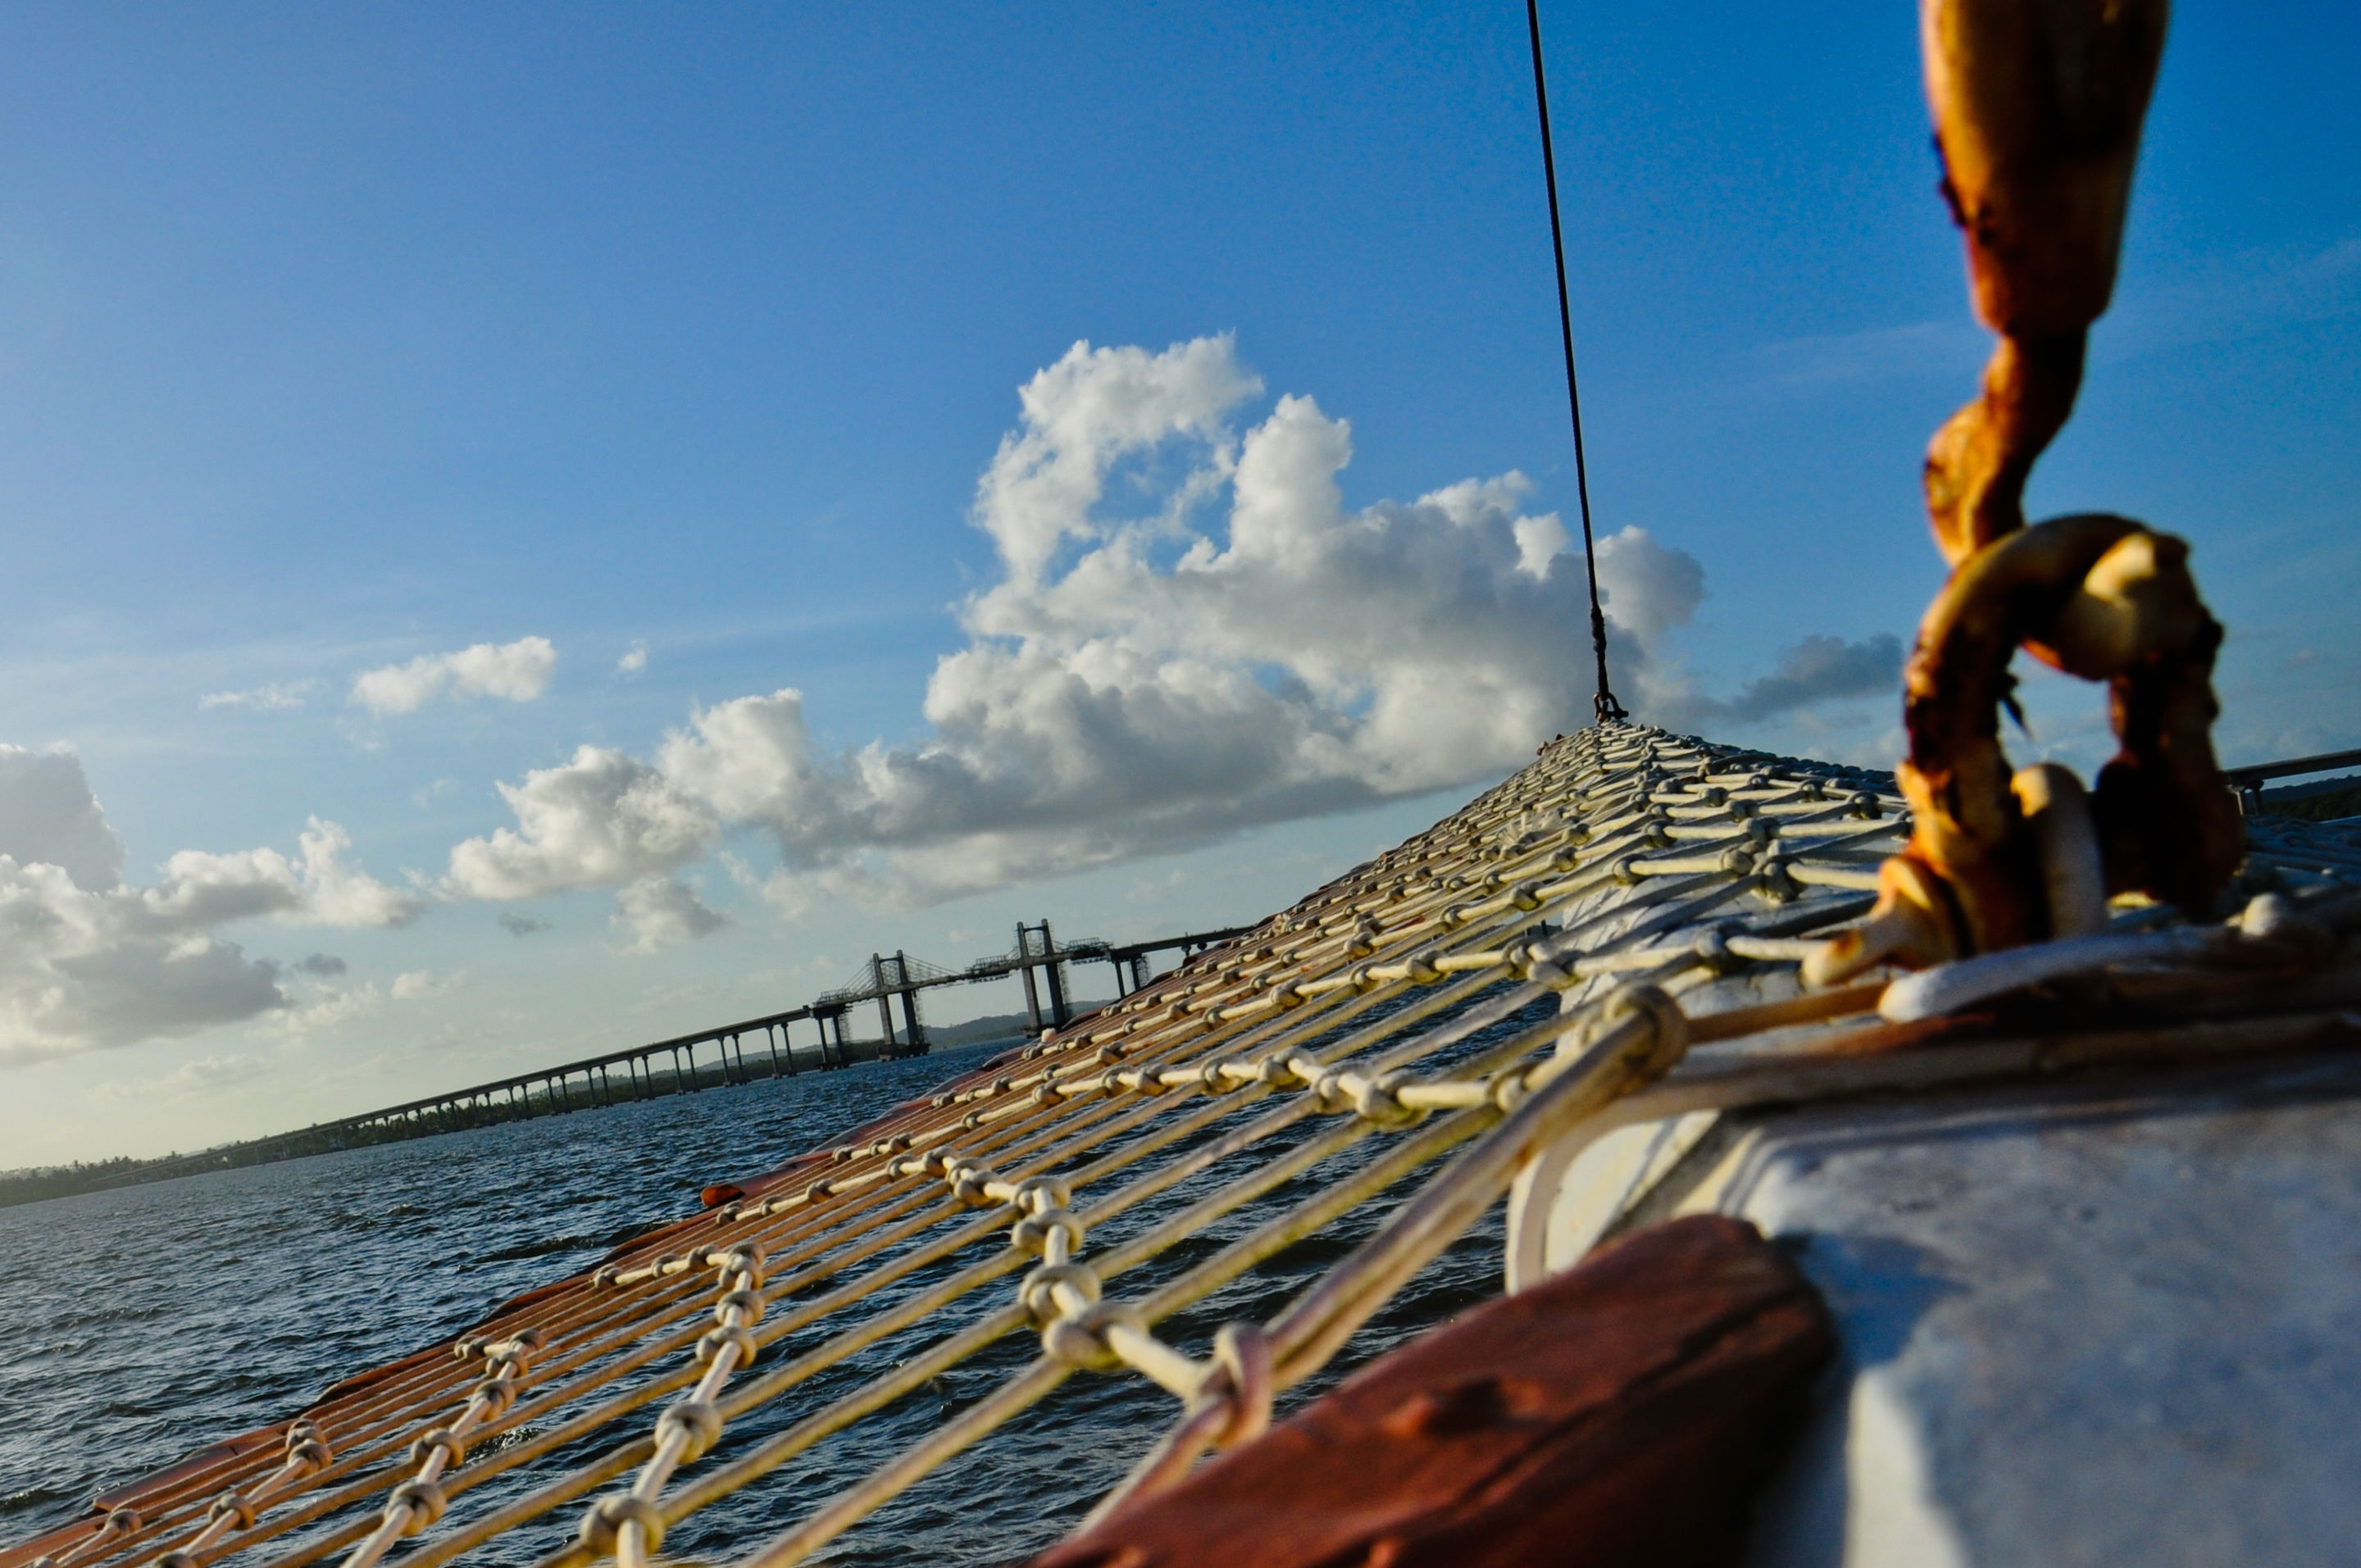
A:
894,952,928,1054
1042,928,1071,1029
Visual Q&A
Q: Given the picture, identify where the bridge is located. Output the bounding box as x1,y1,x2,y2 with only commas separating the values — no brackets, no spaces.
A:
105,917,1258,1186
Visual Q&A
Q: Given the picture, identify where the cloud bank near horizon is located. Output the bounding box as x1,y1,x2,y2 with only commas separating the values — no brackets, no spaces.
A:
444,335,1900,929
0,336,1902,1061
0,746,422,1066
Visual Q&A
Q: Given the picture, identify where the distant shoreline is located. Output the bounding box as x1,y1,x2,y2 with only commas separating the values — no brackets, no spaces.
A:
0,1011,1067,1211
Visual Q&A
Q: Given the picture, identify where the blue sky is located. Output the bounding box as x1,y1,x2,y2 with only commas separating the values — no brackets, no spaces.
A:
0,2,2354,1164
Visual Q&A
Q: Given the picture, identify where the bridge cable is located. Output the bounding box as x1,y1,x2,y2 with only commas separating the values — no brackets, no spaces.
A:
1525,0,1627,726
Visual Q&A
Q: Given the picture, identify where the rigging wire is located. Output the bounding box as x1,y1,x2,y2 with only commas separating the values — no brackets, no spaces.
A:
1525,0,1627,725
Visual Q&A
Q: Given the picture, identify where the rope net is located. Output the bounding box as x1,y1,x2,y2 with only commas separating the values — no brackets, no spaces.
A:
11,723,2358,1568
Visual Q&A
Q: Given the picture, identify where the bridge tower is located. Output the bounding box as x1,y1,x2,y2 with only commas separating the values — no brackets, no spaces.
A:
1014,920,1072,1032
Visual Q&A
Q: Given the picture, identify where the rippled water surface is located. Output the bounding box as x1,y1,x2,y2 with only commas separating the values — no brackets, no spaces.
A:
0,1020,1519,1568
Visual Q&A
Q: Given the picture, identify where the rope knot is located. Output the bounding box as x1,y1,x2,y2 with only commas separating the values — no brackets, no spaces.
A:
577,1494,666,1557
284,1438,334,1475
1253,1053,1303,1089
1009,1208,1085,1259
1019,1261,1101,1326
656,1399,725,1463
694,1325,758,1369
1013,1175,1072,1213
1604,983,1691,1061
1755,856,1802,904
1351,1071,1424,1130
714,1288,766,1326
406,1426,466,1470
1199,1323,1275,1450
1041,1302,1147,1373
384,1479,448,1536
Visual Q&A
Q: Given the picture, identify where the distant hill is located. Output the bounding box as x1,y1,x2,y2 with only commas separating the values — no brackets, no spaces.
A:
2262,773,2361,823
925,999,1113,1050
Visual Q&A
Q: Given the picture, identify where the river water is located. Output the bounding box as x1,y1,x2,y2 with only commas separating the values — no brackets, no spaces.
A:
0,1027,1515,1568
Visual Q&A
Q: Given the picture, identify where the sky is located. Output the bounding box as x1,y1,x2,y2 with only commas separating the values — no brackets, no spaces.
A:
0,2,2355,1166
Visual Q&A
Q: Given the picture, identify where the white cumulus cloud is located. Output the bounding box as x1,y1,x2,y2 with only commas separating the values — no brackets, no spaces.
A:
444,336,1899,915
612,878,728,952
352,636,556,716
617,641,648,675
443,745,718,900
0,746,422,1066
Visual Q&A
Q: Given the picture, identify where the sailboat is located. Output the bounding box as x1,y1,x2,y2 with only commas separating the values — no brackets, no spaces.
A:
8,2,2359,1566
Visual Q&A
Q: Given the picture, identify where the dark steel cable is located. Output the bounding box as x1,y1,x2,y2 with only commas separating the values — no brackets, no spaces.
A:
1526,0,1626,725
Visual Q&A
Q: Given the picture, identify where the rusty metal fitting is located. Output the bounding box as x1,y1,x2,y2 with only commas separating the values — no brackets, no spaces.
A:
1921,0,2167,562
1815,512,2240,988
